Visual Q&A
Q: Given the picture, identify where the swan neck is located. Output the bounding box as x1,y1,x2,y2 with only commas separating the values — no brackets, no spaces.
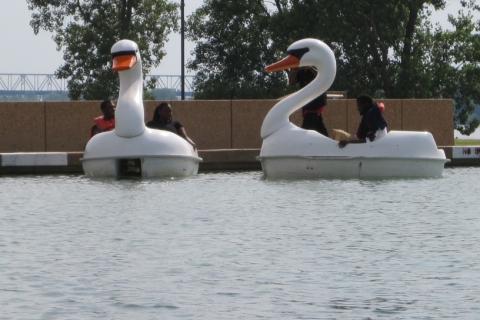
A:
261,64,335,139
114,62,145,138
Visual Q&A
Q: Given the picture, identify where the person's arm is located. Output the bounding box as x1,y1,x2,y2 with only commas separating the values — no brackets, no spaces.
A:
175,122,196,148
366,131,377,142
90,125,100,137
178,127,196,148
338,138,366,148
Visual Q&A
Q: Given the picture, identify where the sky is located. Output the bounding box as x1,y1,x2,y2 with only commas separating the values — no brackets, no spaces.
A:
0,0,203,75
0,0,468,76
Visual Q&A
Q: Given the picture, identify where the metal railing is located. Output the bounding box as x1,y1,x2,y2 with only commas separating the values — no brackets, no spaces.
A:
0,73,195,93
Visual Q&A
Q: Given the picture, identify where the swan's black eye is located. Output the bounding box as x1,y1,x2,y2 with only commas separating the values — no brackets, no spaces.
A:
287,47,309,59
112,50,136,58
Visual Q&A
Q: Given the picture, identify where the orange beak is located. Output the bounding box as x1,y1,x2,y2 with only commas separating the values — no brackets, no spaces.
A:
265,55,300,73
112,54,137,71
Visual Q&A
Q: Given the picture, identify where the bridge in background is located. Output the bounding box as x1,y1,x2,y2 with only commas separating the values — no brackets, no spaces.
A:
0,73,195,101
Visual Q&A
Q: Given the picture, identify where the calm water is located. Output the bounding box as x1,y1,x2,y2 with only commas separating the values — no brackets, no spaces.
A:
1,168,479,320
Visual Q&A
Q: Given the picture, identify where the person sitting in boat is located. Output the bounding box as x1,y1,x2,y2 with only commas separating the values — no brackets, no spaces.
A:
338,95,388,148
289,67,329,136
90,100,115,137
147,102,196,148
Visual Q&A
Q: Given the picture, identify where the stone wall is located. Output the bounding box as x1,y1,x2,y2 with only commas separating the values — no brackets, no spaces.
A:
0,99,454,152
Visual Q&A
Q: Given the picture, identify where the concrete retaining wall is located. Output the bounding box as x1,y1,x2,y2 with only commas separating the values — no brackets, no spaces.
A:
0,99,454,152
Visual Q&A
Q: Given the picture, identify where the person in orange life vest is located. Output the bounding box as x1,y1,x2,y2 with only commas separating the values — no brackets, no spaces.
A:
146,102,196,148
338,95,388,148
90,100,115,137
289,67,329,137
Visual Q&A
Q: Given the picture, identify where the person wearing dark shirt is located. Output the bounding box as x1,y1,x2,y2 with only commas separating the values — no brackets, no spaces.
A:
147,102,196,148
293,67,329,136
339,95,388,148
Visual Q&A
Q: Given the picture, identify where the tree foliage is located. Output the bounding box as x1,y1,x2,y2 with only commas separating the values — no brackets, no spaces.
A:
268,0,449,98
189,0,480,134
430,2,480,134
187,0,287,99
271,0,480,133
27,0,177,100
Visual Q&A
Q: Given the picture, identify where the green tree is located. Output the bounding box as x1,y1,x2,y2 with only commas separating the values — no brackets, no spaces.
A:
187,0,288,99
269,0,480,134
269,0,445,96
27,0,177,100
186,0,479,132
429,2,480,134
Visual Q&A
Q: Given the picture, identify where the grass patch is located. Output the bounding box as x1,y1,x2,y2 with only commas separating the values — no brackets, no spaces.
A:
455,139,480,146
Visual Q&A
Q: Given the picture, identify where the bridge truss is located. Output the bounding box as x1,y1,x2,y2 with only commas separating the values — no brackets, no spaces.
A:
0,73,195,98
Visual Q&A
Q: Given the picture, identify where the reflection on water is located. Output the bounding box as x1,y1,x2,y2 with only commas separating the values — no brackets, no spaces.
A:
1,168,480,319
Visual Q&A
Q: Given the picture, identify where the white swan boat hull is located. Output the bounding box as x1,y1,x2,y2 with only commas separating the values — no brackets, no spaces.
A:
259,156,446,179
83,156,199,178
259,129,447,179
82,128,201,178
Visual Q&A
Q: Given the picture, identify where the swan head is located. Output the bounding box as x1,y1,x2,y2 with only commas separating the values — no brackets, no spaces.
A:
260,39,336,139
265,38,336,77
111,39,141,72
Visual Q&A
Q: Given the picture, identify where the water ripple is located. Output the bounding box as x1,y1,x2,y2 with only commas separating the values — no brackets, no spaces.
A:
1,168,479,319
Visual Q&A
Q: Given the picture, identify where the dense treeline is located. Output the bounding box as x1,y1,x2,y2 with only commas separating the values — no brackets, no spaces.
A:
188,0,480,134
27,0,177,100
28,0,480,133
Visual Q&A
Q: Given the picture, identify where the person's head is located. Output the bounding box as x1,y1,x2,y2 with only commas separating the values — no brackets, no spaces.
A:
356,95,374,115
295,67,317,88
153,102,173,123
101,100,115,119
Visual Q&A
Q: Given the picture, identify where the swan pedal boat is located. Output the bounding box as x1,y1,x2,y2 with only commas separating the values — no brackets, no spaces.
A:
259,38,447,179
82,40,201,178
